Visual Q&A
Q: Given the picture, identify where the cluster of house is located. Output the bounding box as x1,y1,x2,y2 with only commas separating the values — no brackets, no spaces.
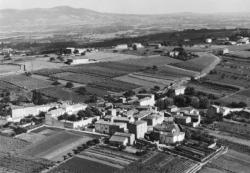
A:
115,42,163,51
205,36,250,45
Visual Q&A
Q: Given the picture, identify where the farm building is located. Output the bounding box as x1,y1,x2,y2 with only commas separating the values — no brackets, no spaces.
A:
63,116,100,129
66,57,90,65
153,122,185,144
147,43,162,49
95,120,127,135
132,43,144,49
220,48,229,55
128,120,147,139
115,44,128,50
205,38,212,43
237,37,250,44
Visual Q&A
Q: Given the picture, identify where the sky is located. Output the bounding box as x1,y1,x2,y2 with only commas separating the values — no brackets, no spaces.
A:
0,0,250,14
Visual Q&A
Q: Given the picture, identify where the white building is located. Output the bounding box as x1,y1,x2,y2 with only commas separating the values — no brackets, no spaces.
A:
64,116,100,129
137,94,155,107
115,44,128,50
111,132,135,146
172,86,186,96
109,135,128,146
205,38,213,44
207,105,244,117
128,120,147,139
10,103,58,122
132,43,144,49
143,113,164,127
95,120,127,135
154,123,185,144
66,58,90,65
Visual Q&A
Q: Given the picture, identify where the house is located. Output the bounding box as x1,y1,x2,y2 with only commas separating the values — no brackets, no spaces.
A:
63,116,100,129
207,105,243,117
128,120,147,139
166,105,179,113
66,58,90,65
172,86,186,96
109,135,128,146
143,113,164,127
95,120,127,135
175,115,191,125
148,43,162,49
133,110,152,121
169,51,180,58
205,38,212,43
112,132,135,145
115,44,128,50
137,94,155,106
237,37,249,44
153,122,185,144
132,43,144,50
220,48,229,55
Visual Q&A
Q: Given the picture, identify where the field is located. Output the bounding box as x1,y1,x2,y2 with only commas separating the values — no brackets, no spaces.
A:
187,80,240,97
0,74,52,90
50,145,140,173
66,65,128,78
0,80,21,91
89,79,140,92
204,58,250,88
172,53,220,73
51,72,106,84
0,135,30,154
144,65,199,78
50,156,120,173
119,55,181,67
21,126,94,161
37,86,89,103
200,149,250,173
115,74,166,88
227,51,250,59
0,64,21,74
219,93,250,106
140,152,198,173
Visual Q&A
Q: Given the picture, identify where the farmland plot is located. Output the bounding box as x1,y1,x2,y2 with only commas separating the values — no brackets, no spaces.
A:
37,86,88,103
22,131,92,161
119,55,181,67
172,53,220,73
227,51,250,59
0,75,52,90
66,65,128,78
95,61,144,72
51,72,106,84
89,79,140,92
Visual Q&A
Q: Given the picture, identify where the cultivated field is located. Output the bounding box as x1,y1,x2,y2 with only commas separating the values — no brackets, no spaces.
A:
51,72,106,84
172,53,220,73
227,51,250,59
200,149,250,173
0,74,52,90
119,55,181,67
22,130,93,161
85,51,142,62
0,135,30,154
89,79,140,92
0,64,21,74
37,86,89,103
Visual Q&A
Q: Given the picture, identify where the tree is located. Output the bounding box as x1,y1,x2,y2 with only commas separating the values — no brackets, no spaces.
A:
153,85,160,91
88,95,98,103
152,65,158,71
185,87,195,95
65,82,74,88
49,57,55,62
166,89,175,98
123,90,135,98
174,95,187,107
52,80,61,86
77,87,87,95
199,97,210,109
189,96,200,108
138,89,147,94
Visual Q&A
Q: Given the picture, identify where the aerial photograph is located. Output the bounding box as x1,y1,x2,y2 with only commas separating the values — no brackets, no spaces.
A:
0,0,250,172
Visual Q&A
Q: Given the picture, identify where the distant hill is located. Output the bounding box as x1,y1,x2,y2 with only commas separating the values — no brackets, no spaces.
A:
1,6,250,41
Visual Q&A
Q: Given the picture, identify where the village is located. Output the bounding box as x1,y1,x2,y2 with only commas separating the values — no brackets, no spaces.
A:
0,28,250,173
